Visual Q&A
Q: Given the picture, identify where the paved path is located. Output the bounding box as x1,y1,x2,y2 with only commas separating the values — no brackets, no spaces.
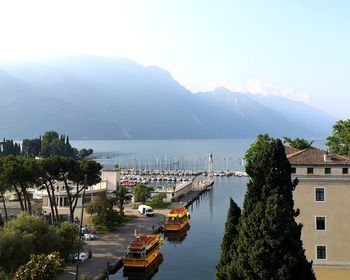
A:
58,206,168,280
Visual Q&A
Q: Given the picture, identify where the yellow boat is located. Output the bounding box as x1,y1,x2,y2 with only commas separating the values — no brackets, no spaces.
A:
164,207,190,231
123,235,162,269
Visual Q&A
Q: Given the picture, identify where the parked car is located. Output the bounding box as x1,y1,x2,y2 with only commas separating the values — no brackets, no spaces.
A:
73,252,88,262
138,205,154,216
84,233,98,240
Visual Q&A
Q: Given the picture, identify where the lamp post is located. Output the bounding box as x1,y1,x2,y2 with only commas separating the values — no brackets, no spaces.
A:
75,174,87,280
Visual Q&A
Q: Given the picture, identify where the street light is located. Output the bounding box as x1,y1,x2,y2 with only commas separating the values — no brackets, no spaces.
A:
75,174,87,280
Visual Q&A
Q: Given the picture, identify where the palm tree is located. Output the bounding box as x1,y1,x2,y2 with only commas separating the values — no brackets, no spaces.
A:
133,184,153,204
113,187,132,216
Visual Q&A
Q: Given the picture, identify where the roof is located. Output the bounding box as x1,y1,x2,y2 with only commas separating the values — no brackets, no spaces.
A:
168,207,187,217
284,145,300,155
287,148,350,166
129,235,158,248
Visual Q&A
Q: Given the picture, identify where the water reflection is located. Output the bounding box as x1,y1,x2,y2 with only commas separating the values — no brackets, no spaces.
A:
122,254,164,280
164,224,190,245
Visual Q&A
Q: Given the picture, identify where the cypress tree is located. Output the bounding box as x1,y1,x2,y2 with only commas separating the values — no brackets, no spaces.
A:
216,198,241,280
231,134,315,280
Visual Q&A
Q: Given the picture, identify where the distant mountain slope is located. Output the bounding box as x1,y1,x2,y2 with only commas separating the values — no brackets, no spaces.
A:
0,56,336,139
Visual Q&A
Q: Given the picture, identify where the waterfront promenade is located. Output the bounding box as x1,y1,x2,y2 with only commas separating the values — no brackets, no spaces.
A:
58,206,168,280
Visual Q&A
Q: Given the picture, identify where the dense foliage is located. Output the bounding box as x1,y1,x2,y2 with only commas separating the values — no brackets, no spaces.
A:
0,131,93,159
133,184,153,204
326,119,350,155
86,194,120,230
216,134,315,280
0,139,21,156
0,214,78,276
13,252,63,280
216,198,241,280
0,155,102,222
146,192,168,208
283,137,314,150
112,186,132,216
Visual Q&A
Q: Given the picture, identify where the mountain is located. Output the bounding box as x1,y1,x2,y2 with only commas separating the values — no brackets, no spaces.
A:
0,55,336,139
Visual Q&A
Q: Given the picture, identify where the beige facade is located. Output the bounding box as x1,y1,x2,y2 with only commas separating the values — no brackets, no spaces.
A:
40,169,121,218
289,147,350,267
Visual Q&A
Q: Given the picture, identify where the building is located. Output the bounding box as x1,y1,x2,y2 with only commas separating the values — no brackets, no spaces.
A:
38,169,121,219
288,147,350,267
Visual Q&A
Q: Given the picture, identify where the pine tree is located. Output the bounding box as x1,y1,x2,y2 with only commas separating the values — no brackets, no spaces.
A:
216,197,241,280
231,134,315,280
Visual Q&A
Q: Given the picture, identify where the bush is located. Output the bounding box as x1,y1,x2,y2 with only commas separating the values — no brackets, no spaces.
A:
91,209,120,231
0,213,79,274
13,252,63,280
56,222,79,260
0,213,60,273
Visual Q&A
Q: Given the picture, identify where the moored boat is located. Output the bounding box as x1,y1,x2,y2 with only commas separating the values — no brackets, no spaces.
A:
123,235,162,269
164,207,190,231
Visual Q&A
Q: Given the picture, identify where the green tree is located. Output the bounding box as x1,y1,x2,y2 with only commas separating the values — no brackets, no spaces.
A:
13,252,63,280
0,139,21,156
151,193,167,207
79,148,94,159
216,198,241,280
0,213,61,274
41,131,78,158
326,119,350,155
283,137,314,150
230,134,315,279
112,187,132,216
0,156,41,213
22,138,41,158
133,184,153,204
65,159,102,222
86,194,118,230
56,222,79,260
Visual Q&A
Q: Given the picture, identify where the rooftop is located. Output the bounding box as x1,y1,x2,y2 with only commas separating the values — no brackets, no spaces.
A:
284,145,301,155
287,147,350,166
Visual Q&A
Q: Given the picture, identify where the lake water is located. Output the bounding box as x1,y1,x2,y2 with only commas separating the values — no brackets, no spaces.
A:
110,176,249,280
70,138,327,280
71,138,254,171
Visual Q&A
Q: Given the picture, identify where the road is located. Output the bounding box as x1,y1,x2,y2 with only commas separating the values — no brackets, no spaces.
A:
58,206,168,280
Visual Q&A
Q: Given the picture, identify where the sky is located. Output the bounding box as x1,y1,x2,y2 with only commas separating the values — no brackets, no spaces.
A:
0,0,349,119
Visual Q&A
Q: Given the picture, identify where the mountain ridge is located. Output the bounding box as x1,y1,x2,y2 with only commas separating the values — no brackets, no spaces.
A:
0,56,336,140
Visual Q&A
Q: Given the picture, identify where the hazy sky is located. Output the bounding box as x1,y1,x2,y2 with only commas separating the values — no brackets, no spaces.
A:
0,0,349,118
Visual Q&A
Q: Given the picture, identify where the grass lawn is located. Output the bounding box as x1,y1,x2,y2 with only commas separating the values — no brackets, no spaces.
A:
95,215,138,234
145,202,171,209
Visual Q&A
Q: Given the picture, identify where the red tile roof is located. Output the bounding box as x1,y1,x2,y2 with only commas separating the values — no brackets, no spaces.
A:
287,148,350,166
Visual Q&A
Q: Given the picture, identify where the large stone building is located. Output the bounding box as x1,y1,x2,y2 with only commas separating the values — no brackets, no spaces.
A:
288,147,350,267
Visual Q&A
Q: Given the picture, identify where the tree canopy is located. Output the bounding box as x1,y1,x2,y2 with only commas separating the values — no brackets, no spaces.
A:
0,214,78,275
13,252,63,280
283,137,314,150
216,197,241,280
326,119,350,155
133,184,153,204
218,134,315,280
0,131,93,158
112,187,132,216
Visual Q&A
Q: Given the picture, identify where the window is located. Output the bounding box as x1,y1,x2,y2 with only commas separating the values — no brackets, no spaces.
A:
316,245,327,260
343,168,349,174
316,217,326,230
315,188,325,202
307,167,314,174
291,167,296,174
325,167,331,174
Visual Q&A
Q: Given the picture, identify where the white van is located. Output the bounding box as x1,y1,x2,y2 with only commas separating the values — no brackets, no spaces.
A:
138,205,154,216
